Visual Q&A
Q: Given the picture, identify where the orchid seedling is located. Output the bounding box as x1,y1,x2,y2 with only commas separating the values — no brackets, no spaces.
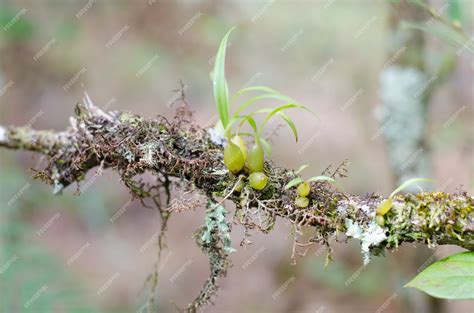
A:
376,177,433,225
285,165,337,208
212,28,317,182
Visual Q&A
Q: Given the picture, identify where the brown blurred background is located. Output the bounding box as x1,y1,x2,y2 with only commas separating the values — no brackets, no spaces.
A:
0,1,473,312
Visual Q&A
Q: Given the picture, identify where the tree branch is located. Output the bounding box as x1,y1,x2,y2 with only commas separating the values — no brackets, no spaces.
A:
1,102,473,251
1,100,473,311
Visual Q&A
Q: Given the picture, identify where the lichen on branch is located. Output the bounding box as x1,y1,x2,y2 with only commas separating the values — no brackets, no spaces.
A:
0,99,472,312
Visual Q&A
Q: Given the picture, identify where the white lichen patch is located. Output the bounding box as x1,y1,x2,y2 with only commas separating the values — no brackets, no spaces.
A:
337,204,348,215
208,124,226,146
338,199,374,218
360,204,373,217
139,143,158,166
345,218,387,265
0,126,6,142
51,166,64,195
345,219,363,239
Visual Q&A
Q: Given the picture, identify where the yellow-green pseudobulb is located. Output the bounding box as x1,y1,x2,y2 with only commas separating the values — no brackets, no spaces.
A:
295,196,309,208
376,198,393,216
247,143,264,173
297,182,310,197
231,135,247,161
224,142,245,174
249,172,268,190
376,215,385,226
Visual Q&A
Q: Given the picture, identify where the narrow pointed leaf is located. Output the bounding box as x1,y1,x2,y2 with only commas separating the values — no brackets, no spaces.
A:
285,177,304,189
259,138,272,156
276,111,299,141
260,103,315,139
232,85,281,100
389,178,434,199
233,93,297,118
306,175,336,184
295,164,309,175
213,28,235,129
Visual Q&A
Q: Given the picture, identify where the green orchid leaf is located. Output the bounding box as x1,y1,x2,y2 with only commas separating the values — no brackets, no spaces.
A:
295,164,309,175
389,178,433,199
285,177,304,189
232,85,281,100
306,175,337,184
259,138,272,156
213,27,235,129
250,107,300,142
275,111,299,142
259,103,314,140
226,114,258,136
233,93,297,118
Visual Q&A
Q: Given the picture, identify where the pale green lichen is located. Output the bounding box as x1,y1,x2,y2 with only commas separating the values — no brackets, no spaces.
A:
379,65,431,184
201,202,236,253
345,218,387,265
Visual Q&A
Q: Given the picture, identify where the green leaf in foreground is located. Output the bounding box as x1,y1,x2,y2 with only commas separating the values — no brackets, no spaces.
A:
405,251,474,300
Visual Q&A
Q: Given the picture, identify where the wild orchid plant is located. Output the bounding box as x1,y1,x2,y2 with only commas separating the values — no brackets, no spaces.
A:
285,164,337,208
212,28,314,190
375,177,433,225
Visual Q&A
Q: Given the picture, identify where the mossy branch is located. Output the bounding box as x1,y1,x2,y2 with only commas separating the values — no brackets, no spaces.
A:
0,101,472,311
0,103,472,250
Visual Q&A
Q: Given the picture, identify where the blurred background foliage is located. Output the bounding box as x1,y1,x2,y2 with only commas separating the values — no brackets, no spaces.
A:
0,1,472,312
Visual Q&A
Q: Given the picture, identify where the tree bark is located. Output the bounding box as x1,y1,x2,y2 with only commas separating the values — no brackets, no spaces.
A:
0,101,472,254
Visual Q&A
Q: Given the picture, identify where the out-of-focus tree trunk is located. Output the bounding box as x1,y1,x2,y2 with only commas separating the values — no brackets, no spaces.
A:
380,2,450,313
